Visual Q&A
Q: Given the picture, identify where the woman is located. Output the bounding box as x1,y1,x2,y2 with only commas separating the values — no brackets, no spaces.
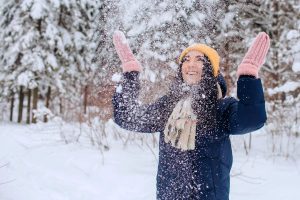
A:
112,31,270,200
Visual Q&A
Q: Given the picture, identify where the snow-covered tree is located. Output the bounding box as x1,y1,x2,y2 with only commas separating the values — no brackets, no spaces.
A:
0,0,100,123
213,1,249,94
235,0,300,92
94,0,122,84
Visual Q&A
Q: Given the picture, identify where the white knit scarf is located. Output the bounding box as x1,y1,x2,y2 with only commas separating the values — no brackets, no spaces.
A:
163,97,197,151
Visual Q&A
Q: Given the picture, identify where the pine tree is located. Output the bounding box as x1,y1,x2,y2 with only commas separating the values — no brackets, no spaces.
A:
213,1,249,95
91,0,124,120
0,0,100,122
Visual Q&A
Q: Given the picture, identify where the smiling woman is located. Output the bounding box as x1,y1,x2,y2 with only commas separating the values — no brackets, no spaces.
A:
112,31,270,200
181,51,205,85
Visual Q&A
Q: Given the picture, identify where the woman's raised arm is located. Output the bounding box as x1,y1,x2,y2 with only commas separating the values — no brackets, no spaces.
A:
227,32,270,135
112,31,172,133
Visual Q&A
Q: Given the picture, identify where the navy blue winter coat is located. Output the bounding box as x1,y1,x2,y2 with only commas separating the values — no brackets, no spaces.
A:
112,72,267,200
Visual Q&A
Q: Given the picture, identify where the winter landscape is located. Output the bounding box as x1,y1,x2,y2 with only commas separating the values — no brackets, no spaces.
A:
1,0,300,200
1,121,300,200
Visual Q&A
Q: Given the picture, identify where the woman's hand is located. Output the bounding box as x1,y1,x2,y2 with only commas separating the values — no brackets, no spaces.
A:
113,31,142,73
237,32,270,78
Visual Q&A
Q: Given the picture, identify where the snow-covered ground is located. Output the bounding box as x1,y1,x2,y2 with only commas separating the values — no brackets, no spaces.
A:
0,122,299,200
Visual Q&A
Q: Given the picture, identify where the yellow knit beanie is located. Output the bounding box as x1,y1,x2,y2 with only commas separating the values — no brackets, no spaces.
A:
178,44,220,77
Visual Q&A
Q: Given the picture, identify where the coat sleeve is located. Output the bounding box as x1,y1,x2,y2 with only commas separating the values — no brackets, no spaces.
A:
225,76,267,135
112,71,171,133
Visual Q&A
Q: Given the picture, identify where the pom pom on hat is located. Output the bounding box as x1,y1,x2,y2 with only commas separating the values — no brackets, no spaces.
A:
178,44,220,77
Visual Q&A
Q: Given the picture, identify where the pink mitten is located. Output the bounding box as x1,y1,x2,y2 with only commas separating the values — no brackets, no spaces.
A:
237,32,270,78
113,31,142,73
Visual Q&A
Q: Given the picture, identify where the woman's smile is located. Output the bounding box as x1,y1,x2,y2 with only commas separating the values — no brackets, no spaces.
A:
186,71,198,75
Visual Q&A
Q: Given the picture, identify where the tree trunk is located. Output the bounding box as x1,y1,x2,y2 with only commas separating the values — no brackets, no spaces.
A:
26,89,32,124
9,91,15,122
44,86,51,123
17,86,24,123
32,87,38,123
59,97,63,115
83,85,88,114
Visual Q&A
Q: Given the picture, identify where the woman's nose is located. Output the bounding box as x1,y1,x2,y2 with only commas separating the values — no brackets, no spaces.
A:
187,61,197,69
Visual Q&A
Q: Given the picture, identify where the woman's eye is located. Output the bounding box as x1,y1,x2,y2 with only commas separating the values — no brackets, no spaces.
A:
197,57,205,62
183,58,189,62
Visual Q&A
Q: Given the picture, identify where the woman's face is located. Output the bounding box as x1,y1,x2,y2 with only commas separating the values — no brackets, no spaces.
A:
181,51,205,85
